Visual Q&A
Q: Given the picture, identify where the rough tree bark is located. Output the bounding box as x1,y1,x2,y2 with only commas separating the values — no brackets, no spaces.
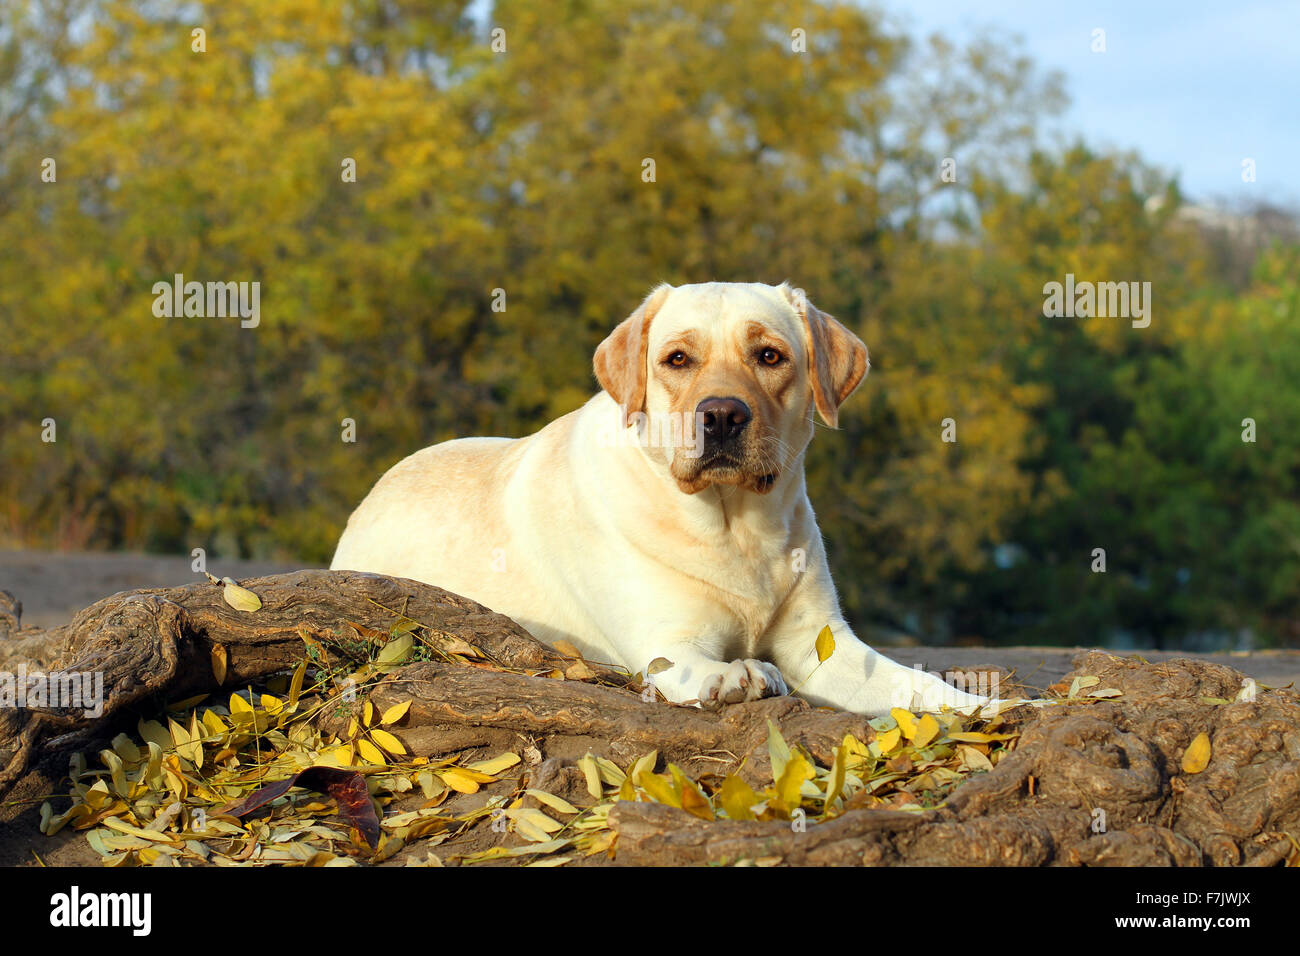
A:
2,571,1297,866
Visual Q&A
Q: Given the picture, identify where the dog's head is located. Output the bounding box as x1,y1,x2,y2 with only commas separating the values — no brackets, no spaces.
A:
593,282,869,494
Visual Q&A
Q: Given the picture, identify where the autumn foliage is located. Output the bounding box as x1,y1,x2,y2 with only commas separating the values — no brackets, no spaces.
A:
1,0,1298,647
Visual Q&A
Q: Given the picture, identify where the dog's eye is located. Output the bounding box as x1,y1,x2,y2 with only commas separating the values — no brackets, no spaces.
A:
759,347,783,366
665,351,690,368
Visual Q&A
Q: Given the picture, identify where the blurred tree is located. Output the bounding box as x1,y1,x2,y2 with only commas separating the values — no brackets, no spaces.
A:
952,149,1300,648
1,0,1293,649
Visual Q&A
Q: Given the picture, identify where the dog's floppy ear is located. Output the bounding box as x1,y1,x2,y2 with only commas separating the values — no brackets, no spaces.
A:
594,283,672,426
781,283,869,428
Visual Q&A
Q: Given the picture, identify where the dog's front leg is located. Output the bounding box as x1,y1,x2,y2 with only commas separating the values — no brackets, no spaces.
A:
770,621,994,716
763,567,998,715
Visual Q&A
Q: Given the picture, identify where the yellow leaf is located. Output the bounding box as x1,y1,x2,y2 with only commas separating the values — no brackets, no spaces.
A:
825,741,848,810
891,708,918,740
356,738,387,765
638,772,681,808
913,714,940,748
630,750,659,786
958,745,994,772
876,727,902,754
668,764,714,820
466,752,521,776
766,720,791,781
376,634,414,665
646,657,674,676
553,640,582,658
511,814,555,843
186,711,204,767
83,779,112,810
110,733,140,764
578,754,602,799
444,767,496,784
166,693,209,712
1182,732,1212,774
210,644,227,685
101,817,181,844
564,659,599,680
416,770,445,799
318,743,353,767
677,782,714,820
370,729,406,756
288,659,307,707
389,618,419,638
222,578,262,612
948,731,1002,743
842,733,870,758
584,830,617,858
380,701,411,726
718,775,759,821
525,790,580,814
439,769,481,794
815,624,835,663
593,757,626,788
142,743,164,790
99,750,128,798
201,709,226,737
363,700,374,727
138,719,171,753
229,693,253,715
167,717,190,747
508,807,564,834
774,751,812,813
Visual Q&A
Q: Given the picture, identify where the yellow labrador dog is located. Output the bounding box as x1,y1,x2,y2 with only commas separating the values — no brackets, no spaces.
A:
332,282,994,716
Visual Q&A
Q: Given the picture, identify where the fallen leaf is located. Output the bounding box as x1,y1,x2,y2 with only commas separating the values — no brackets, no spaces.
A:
375,634,413,666
885,754,914,774
891,708,918,740
525,790,581,814
646,657,674,676
439,769,482,794
578,754,603,799
211,644,228,685
912,713,940,748
564,660,598,680
228,766,381,849
876,727,902,754
766,720,791,781
466,752,521,775
717,775,759,821
1182,732,1211,774
221,578,262,612
356,739,387,765
369,729,406,756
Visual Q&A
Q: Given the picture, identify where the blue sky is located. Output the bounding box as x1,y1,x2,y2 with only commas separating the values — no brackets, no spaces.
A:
882,0,1299,206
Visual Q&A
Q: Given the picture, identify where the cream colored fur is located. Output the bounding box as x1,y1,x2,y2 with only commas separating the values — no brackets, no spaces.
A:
331,281,995,716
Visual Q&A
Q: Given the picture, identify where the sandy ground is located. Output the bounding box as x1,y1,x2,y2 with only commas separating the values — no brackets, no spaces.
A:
3,549,1298,693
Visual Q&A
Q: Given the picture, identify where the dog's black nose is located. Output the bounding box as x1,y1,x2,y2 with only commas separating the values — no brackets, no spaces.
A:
697,397,752,445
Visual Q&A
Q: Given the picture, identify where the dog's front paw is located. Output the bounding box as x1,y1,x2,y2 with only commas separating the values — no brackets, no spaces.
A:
699,659,788,709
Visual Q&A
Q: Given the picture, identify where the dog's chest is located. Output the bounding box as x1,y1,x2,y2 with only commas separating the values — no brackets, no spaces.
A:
681,522,802,647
